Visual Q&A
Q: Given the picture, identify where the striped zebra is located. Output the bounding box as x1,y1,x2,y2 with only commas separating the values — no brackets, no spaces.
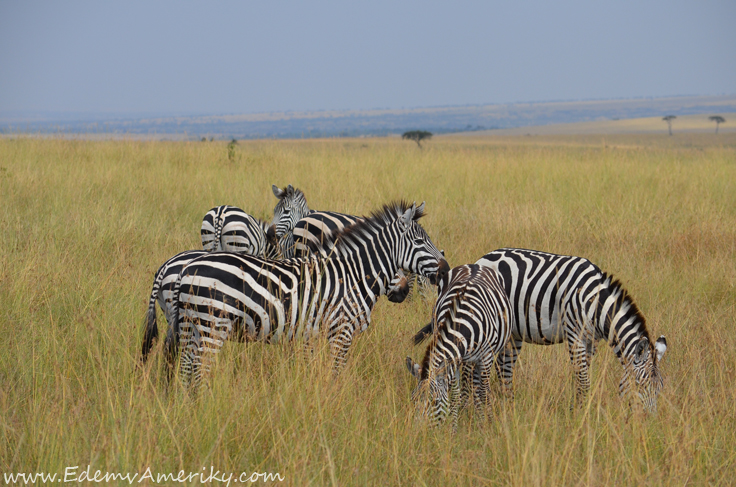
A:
269,184,434,299
141,207,280,365
201,205,281,259
173,201,448,391
415,248,668,411
269,184,309,254
405,264,513,429
140,250,207,365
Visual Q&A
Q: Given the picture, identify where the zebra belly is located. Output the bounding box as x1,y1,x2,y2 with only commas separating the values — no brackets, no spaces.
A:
514,311,566,345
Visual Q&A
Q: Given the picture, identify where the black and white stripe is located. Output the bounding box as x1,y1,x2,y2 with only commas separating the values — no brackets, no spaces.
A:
414,248,668,411
290,210,440,300
201,205,280,259
270,185,434,300
174,201,449,391
406,264,513,429
478,248,667,411
269,184,310,251
140,250,207,365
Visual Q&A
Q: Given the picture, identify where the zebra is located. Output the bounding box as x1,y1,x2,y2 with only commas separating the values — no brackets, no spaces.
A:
405,264,513,430
140,250,207,366
141,208,280,365
414,248,668,412
268,184,309,253
201,205,281,259
172,201,448,392
269,184,434,299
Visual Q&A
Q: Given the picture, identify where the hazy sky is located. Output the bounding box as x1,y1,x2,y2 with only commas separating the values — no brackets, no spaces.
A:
1,0,734,116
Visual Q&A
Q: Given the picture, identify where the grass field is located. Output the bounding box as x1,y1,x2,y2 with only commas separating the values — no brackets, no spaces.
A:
1,134,735,485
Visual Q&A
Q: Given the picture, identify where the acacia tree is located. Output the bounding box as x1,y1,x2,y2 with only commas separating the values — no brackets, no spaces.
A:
709,115,726,134
662,115,676,136
402,130,432,148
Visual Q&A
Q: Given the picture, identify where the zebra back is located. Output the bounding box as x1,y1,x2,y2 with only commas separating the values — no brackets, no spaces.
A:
200,205,268,257
291,211,361,258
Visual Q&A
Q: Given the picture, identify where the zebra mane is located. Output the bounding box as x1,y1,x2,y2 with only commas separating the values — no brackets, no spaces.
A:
327,200,426,252
601,272,651,345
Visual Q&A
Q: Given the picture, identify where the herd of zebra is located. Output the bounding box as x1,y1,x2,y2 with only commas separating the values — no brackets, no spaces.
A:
140,184,667,428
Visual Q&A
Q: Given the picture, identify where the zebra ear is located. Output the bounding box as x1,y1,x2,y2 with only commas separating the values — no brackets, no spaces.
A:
415,201,426,219
272,184,285,199
287,184,294,194
655,336,667,362
399,204,416,231
406,357,421,379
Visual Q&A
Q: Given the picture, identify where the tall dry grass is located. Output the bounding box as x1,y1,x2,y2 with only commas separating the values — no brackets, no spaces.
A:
1,134,735,485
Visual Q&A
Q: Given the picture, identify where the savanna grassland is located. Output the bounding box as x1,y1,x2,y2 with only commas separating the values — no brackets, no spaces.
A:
1,134,735,485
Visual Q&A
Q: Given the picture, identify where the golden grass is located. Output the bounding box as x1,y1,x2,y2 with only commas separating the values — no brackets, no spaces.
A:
1,135,735,485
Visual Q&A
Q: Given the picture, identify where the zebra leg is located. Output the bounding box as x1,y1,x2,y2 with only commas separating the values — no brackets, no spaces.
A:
191,315,232,393
467,362,488,422
460,362,475,415
329,323,355,371
567,334,591,408
177,313,196,391
449,364,462,433
495,337,522,399
162,323,178,384
475,352,496,416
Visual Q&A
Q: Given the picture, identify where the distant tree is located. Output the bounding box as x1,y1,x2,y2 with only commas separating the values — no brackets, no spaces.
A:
227,138,238,162
709,115,726,134
662,115,676,136
402,130,433,148
201,137,207,142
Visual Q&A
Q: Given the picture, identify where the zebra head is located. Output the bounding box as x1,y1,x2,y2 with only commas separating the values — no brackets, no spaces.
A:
406,356,453,427
271,184,309,239
393,201,449,285
622,335,667,413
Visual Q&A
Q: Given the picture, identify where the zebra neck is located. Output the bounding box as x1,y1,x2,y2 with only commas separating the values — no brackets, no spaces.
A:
331,227,399,298
596,282,649,362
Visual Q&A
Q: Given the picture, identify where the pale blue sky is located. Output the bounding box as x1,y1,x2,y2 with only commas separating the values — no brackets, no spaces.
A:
1,0,734,117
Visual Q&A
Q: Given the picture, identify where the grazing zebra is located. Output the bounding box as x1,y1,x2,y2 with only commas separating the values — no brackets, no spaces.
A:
140,250,207,365
269,184,434,299
405,264,513,429
201,205,281,259
173,201,448,392
414,248,668,412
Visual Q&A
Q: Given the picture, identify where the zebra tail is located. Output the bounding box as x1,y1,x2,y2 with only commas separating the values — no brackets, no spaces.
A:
165,274,183,375
412,321,434,346
213,211,224,252
140,273,163,363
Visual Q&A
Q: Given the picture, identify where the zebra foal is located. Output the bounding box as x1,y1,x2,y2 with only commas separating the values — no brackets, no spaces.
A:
406,264,513,429
173,201,448,392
